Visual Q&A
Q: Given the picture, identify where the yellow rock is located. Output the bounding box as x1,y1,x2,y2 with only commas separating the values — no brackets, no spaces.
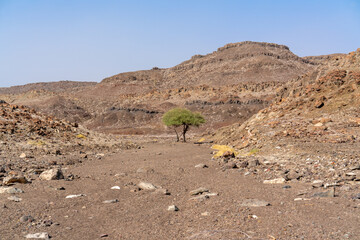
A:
211,145,238,158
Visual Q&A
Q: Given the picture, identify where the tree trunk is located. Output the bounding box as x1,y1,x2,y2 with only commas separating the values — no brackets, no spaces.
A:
174,128,179,142
182,124,189,142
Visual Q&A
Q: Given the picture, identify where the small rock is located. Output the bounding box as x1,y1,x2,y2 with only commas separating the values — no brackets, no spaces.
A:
100,234,109,238
351,193,360,200
263,178,286,184
65,194,86,199
111,186,121,190
167,205,179,211
201,211,210,216
56,187,65,191
248,159,260,167
138,182,157,190
189,195,209,201
312,180,324,188
223,162,237,169
195,164,208,168
312,188,335,198
3,175,28,185
103,199,119,204
153,188,170,195
25,232,50,239
294,198,311,201
8,196,22,202
20,215,34,223
0,186,24,194
20,153,27,158
190,187,209,195
286,170,302,180
239,161,249,168
39,168,64,181
282,185,291,189
240,199,270,207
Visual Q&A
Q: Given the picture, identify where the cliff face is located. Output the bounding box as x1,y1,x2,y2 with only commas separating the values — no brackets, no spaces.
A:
1,41,319,135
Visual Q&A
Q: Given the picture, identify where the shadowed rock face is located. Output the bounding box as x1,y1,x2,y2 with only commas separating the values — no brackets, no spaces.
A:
0,41,320,134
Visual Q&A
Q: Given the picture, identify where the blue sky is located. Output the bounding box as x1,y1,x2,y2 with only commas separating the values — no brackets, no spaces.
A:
0,0,359,87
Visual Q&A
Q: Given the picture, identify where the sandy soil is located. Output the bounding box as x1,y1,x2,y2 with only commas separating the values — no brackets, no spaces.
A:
1,142,359,240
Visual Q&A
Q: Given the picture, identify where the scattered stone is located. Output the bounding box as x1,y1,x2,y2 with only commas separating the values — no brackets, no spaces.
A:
100,234,109,238
286,170,302,180
56,187,65,190
312,188,335,198
25,232,50,239
20,153,27,158
65,194,86,199
282,185,291,189
351,193,360,200
189,195,209,201
195,164,208,168
0,186,23,194
111,186,121,190
8,196,22,202
103,199,119,204
20,215,34,223
190,187,209,195
204,192,219,197
312,180,324,188
153,188,170,195
41,220,53,227
138,182,157,190
263,177,286,184
248,159,260,167
39,168,64,180
239,161,249,168
240,199,270,207
294,198,311,201
223,162,237,169
201,211,210,216
3,175,28,185
167,205,179,211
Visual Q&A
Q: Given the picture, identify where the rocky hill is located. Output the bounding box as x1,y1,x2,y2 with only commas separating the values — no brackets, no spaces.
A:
0,100,138,184
209,48,360,184
0,41,318,135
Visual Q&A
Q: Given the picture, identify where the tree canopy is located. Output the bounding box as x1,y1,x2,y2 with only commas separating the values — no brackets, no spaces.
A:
162,108,205,142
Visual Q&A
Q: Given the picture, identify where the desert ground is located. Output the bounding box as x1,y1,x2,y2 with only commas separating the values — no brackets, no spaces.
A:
1,137,359,240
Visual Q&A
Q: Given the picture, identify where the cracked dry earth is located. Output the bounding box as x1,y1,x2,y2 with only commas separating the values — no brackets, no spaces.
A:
1,142,360,239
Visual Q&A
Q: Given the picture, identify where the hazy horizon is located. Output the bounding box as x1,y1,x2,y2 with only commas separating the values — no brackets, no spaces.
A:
1,0,359,87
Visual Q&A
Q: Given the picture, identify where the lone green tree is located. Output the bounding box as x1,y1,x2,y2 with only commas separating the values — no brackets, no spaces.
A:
162,108,205,142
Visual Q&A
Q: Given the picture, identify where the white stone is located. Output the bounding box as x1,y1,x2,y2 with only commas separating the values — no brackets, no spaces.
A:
138,182,157,190
111,186,121,190
25,232,50,239
263,177,286,184
167,205,179,211
65,194,86,199
39,169,64,181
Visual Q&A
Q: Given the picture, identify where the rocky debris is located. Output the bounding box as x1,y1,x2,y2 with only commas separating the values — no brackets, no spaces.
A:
3,175,28,185
103,199,119,204
138,182,157,190
65,194,86,199
20,153,27,158
195,163,208,168
39,168,64,180
240,199,270,207
189,195,210,201
167,205,179,211
25,232,50,239
111,186,121,190
0,186,23,194
7,196,22,202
